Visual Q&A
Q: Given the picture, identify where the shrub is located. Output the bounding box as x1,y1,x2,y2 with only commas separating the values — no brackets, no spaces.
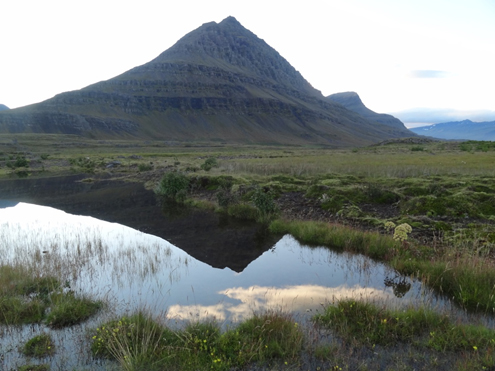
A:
227,203,258,220
69,157,96,173
200,157,218,171
6,155,29,169
155,172,189,202
321,194,347,212
411,146,424,151
251,186,277,220
216,189,239,208
138,163,153,172
336,205,363,218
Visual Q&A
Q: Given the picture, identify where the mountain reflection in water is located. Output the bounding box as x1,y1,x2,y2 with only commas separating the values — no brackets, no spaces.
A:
0,202,434,325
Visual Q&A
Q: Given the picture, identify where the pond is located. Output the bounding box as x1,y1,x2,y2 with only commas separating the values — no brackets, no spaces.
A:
0,177,475,369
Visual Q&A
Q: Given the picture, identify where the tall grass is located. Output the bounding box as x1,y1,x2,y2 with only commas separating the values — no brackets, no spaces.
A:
315,299,495,356
92,310,304,370
219,151,495,178
269,219,399,260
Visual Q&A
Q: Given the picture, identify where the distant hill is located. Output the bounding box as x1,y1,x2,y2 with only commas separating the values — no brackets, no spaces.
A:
326,92,408,130
391,108,495,125
0,104,8,111
0,17,412,146
410,120,495,140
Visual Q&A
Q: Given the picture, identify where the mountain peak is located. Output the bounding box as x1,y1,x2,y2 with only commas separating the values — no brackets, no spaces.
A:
148,15,319,97
0,18,413,145
327,92,408,131
219,16,241,26
0,104,9,111
327,92,363,106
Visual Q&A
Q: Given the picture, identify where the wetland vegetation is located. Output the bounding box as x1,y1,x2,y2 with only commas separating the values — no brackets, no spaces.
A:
1,134,495,369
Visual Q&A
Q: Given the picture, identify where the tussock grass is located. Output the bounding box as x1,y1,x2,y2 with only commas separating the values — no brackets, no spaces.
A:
404,258,495,312
91,310,304,371
17,364,50,371
269,219,398,260
315,299,495,356
0,263,102,326
46,291,103,328
22,334,55,358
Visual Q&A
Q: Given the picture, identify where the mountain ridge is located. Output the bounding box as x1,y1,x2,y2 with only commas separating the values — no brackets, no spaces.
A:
326,92,407,130
0,16,412,146
410,120,495,141
0,104,8,111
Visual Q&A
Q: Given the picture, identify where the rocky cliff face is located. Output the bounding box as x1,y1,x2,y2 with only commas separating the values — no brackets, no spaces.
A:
0,17,412,146
326,92,409,131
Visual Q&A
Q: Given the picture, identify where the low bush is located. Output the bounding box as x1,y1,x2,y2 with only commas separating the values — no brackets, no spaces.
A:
200,157,218,171
138,163,153,171
227,203,258,220
251,186,277,221
155,171,189,202
6,155,29,169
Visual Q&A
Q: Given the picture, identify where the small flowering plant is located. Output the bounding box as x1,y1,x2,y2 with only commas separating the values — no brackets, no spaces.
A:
393,223,413,242
384,221,396,232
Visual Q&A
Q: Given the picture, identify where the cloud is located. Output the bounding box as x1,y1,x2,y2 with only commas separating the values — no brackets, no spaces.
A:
409,70,448,78
165,284,407,323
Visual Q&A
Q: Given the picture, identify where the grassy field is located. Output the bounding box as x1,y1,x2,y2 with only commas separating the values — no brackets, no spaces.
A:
2,134,495,369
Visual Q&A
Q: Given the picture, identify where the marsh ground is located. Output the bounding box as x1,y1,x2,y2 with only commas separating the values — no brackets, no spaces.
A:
2,134,495,370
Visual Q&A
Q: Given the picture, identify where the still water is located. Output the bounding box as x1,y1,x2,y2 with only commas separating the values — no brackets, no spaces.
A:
0,188,464,370
0,200,443,369
1,202,434,321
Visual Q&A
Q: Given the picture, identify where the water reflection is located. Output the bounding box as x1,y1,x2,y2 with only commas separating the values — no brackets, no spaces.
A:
0,202,446,369
0,202,430,324
0,176,279,272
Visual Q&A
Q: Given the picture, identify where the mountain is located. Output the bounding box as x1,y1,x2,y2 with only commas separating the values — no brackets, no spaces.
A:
0,104,8,111
0,16,412,146
391,108,495,125
410,120,495,141
326,92,408,130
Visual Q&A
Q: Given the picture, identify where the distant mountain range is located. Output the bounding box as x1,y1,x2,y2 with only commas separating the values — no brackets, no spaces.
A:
0,104,8,111
326,92,407,130
0,16,412,146
410,120,495,140
392,108,495,125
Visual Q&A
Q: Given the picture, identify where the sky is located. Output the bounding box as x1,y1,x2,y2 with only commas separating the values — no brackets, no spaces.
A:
1,0,494,123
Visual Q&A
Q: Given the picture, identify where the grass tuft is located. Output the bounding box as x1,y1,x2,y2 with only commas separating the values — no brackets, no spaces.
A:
22,334,55,357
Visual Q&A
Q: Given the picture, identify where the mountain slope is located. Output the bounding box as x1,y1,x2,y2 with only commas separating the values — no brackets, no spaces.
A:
410,120,495,140
0,17,411,146
326,92,408,130
0,104,8,111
